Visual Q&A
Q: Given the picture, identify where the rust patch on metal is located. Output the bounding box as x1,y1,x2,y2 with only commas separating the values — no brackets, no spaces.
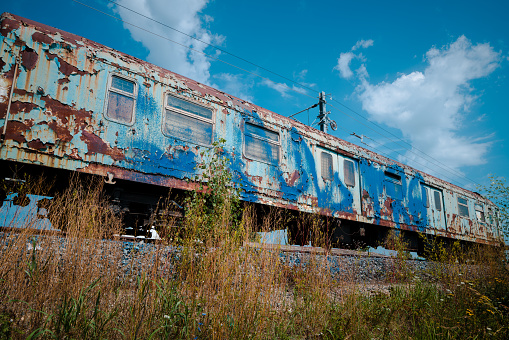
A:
286,170,301,186
57,77,70,84
80,163,200,192
45,51,89,77
2,120,33,143
7,14,85,47
13,88,29,96
0,15,20,37
13,37,25,47
27,138,46,150
383,197,394,217
21,48,38,70
0,67,15,119
0,103,6,120
31,31,53,45
10,100,38,114
41,95,92,136
80,130,125,161
46,120,72,142
69,147,82,160
318,207,333,217
310,196,318,207
246,174,262,185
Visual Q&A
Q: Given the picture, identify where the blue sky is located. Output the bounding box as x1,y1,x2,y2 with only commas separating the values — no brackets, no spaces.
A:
2,0,508,191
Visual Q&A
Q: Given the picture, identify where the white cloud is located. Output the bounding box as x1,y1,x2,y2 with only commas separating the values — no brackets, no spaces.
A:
291,84,310,95
261,79,292,98
334,40,373,79
352,39,374,51
334,52,355,79
113,0,223,84
260,72,312,98
213,73,254,103
356,64,369,79
357,35,501,172
294,69,308,81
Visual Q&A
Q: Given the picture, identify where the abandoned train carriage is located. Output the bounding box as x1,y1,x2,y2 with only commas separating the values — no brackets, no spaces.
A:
0,13,502,248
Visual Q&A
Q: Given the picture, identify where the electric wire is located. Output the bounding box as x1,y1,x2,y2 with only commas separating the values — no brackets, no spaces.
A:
327,102,479,187
311,118,408,169
74,0,482,188
72,0,317,101
104,0,319,95
330,98,481,186
322,112,469,187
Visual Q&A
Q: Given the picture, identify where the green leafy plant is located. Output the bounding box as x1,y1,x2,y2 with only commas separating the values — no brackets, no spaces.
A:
27,278,119,339
184,138,242,248
478,175,509,241
149,279,192,340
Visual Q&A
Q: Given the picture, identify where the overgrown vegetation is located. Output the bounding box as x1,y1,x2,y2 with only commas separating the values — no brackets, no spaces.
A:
1,156,509,339
479,175,509,240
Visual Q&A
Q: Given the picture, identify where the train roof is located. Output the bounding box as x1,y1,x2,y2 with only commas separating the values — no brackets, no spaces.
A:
0,12,490,204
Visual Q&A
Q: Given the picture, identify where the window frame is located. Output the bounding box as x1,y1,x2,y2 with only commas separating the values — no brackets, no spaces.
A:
475,203,485,222
162,92,215,146
321,151,333,181
422,186,430,208
433,190,442,211
384,171,403,199
104,73,137,126
457,196,470,218
344,159,356,187
242,121,280,165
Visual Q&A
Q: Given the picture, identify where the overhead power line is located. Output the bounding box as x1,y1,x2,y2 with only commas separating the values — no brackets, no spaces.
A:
330,98,473,179
104,0,318,95
72,0,317,101
328,100,481,187
74,0,480,188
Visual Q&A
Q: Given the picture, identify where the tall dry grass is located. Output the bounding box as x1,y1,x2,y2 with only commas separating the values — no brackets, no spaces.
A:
0,158,509,338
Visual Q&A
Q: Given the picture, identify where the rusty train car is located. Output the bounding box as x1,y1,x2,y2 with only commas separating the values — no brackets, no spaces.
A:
0,13,502,249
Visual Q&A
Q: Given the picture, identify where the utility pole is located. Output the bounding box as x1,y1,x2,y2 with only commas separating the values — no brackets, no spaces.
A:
288,91,336,132
318,91,327,133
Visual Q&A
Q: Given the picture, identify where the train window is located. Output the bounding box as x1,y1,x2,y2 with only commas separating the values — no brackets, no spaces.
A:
163,94,213,145
458,197,469,217
422,187,430,208
487,207,495,225
106,75,136,124
344,160,355,187
475,203,485,222
243,122,280,165
384,172,402,199
434,190,442,211
321,152,333,181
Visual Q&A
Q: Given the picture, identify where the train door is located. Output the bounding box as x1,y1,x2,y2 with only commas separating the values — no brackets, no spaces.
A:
336,155,361,214
473,202,488,239
316,147,361,214
486,206,501,241
316,147,341,210
422,185,446,231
